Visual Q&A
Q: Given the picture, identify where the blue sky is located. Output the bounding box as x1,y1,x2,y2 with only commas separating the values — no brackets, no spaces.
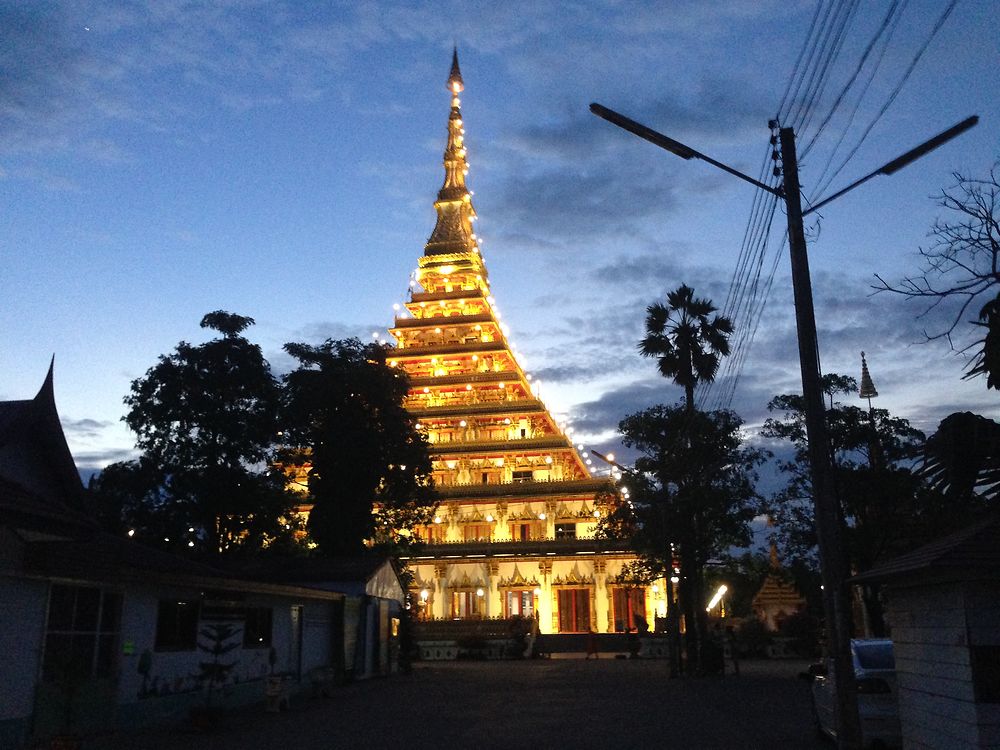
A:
2,0,998,477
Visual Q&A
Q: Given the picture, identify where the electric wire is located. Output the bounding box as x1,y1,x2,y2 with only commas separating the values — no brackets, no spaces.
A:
780,0,841,127
801,0,904,159
808,0,908,195
812,0,959,200
795,0,862,139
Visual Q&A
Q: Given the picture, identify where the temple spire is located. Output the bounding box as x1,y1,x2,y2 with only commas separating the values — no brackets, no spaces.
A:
424,49,479,257
859,351,878,405
448,46,464,94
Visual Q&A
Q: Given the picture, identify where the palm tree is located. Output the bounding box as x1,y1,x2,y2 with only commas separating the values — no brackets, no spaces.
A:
921,411,1000,502
639,284,734,411
636,284,733,675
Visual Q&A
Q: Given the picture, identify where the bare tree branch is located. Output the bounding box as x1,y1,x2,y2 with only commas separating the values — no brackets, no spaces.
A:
873,164,1000,388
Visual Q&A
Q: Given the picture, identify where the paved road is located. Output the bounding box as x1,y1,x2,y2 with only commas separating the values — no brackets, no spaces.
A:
88,658,826,750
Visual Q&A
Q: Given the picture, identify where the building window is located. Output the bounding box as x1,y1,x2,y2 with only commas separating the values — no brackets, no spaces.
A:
43,585,122,682
557,588,591,633
155,599,200,651
413,591,434,621
512,470,533,483
450,591,483,619
505,590,535,618
243,608,273,649
612,587,647,632
417,524,445,543
555,523,577,539
463,524,490,542
509,522,536,541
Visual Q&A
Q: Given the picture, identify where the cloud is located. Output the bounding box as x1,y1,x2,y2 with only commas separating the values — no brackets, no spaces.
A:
61,417,114,439
567,378,679,436
74,448,137,478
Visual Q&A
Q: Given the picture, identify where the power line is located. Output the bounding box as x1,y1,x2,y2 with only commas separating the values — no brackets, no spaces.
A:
801,0,902,159
813,0,959,199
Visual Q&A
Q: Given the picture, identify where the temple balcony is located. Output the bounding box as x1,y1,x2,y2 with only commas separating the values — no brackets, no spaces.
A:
433,477,611,498
407,371,513,388
404,535,632,559
391,340,507,358
409,288,486,304
427,435,570,455
393,313,494,329
408,398,545,418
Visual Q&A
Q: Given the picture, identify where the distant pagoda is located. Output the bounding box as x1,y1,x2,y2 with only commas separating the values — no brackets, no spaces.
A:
387,51,663,633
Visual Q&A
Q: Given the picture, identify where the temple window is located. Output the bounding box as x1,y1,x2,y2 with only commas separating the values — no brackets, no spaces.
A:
512,470,533,483
555,523,577,540
462,524,490,542
451,591,483,619
508,521,538,541
413,591,433,621
611,587,647,632
557,588,591,633
416,524,445,543
504,590,536,618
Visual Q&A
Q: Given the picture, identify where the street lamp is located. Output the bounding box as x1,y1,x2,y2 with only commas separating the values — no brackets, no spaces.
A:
591,101,976,749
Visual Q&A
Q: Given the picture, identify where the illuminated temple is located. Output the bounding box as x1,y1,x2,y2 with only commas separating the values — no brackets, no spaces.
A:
388,52,664,633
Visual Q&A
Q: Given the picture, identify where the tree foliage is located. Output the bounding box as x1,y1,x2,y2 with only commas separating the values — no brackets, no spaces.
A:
607,404,767,667
874,165,1000,387
921,411,1000,502
280,338,436,556
94,315,437,559
95,312,295,555
762,375,987,573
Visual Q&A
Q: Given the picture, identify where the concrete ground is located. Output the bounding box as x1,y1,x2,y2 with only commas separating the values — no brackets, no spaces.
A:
85,658,826,750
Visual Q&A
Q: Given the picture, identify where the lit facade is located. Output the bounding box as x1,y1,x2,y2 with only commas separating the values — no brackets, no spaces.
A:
391,52,663,633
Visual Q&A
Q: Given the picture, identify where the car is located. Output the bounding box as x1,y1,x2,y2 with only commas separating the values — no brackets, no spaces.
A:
809,638,901,749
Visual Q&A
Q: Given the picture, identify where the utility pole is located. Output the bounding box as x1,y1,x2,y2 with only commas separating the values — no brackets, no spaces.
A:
779,125,861,747
590,101,976,750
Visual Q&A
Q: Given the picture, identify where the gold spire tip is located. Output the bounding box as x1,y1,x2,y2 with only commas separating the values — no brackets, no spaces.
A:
448,47,464,94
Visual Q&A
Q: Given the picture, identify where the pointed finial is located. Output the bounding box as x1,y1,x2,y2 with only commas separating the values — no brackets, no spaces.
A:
35,355,56,403
448,46,464,94
859,351,878,400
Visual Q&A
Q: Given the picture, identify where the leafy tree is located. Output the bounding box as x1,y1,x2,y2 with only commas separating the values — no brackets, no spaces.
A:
763,374,987,633
94,311,296,555
874,165,1000,387
638,284,734,412
920,411,1000,502
608,404,767,670
280,338,436,556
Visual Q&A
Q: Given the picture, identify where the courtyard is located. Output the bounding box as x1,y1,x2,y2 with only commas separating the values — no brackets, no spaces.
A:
86,657,826,750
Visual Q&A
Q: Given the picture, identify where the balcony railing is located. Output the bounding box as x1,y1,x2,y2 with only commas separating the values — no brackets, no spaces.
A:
427,436,570,455
392,313,495,330
406,398,543,417
408,371,513,388
404,536,633,558
393,340,507,358
409,289,486,304
433,477,612,498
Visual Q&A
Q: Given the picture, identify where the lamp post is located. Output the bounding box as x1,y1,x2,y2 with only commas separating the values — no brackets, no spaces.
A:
590,102,976,749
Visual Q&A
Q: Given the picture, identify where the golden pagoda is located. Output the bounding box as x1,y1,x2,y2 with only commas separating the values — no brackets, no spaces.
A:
389,51,662,633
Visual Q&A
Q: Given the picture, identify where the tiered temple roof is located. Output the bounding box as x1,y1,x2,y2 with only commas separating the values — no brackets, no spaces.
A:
388,50,594,511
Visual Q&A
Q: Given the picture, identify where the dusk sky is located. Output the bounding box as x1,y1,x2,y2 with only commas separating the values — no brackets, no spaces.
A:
3,0,998,479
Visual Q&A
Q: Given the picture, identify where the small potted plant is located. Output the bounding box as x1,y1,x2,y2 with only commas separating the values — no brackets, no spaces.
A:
190,623,241,731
